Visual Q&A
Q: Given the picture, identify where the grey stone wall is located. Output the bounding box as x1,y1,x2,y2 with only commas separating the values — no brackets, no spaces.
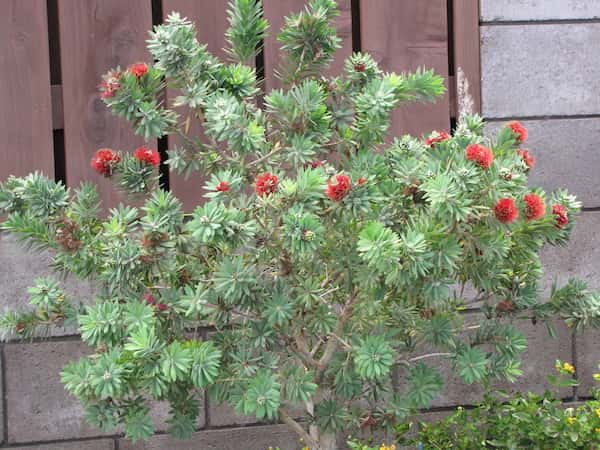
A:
1,2,600,448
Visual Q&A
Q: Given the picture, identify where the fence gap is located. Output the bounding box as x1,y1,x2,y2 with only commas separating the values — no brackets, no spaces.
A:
351,0,361,52
151,0,170,191
47,0,66,184
47,0,62,85
255,38,266,108
447,0,455,77
52,130,67,185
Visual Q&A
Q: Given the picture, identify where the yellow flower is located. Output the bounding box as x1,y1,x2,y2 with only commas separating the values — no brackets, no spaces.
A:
566,417,577,425
595,408,600,419
595,427,600,434
593,373,600,382
563,362,575,374
379,445,396,450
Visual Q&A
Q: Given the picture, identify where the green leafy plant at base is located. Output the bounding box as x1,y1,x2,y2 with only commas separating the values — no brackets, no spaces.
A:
395,360,600,449
1,1,600,449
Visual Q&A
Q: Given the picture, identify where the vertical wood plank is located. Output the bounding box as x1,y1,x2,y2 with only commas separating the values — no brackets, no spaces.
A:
161,0,231,211
453,0,481,114
0,0,54,180
162,0,229,60
57,0,154,208
360,0,451,138
262,0,353,92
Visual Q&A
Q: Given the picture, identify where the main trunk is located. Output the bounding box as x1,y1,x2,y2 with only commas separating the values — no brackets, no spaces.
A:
305,394,338,449
313,432,337,450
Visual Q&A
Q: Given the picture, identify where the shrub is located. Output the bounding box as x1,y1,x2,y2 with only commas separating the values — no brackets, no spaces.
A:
398,360,600,449
1,1,599,449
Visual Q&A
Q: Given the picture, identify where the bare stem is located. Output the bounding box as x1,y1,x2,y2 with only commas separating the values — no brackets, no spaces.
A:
279,407,315,448
290,334,321,369
315,288,358,383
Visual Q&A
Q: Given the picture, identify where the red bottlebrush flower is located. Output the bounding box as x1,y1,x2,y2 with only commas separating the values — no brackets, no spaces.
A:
465,144,494,169
354,62,366,72
326,174,352,202
128,62,148,79
133,146,160,166
91,148,120,177
508,121,528,143
157,303,168,312
517,149,535,170
552,204,569,229
524,193,545,221
494,198,519,224
425,130,450,147
98,69,121,99
309,160,325,169
143,293,156,306
357,177,367,186
255,172,278,196
215,181,230,192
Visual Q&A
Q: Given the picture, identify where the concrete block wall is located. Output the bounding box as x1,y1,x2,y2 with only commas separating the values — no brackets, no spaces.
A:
480,0,600,403
1,2,600,448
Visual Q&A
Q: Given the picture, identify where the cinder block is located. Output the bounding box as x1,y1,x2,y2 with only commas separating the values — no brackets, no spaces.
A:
486,119,600,207
119,424,302,450
481,0,600,21
394,314,572,408
9,439,115,450
209,398,304,428
0,232,96,337
208,401,260,427
5,340,101,442
493,319,573,398
481,24,600,117
541,211,600,290
4,340,183,442
575,329,600,395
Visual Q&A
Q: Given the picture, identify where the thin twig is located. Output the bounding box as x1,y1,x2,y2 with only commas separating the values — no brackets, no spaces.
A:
330,332,352,350
408,352,453,363
247,142,283,167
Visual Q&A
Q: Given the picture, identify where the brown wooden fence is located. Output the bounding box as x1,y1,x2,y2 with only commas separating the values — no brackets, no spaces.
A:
0,0,480,210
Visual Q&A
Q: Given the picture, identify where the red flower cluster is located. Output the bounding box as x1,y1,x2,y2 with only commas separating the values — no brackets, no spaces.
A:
517,149,535,170
90,148,120,177
466,144,494,169
524,193,545,221
143,293,168,312
326,174,352,201
508,121,528,143
128,62,148,79
216,181,230,192
552,204,569,228
425,130,450,147
494,198,519,224
98,70,121,99
255,172,278,196
134,146,160,166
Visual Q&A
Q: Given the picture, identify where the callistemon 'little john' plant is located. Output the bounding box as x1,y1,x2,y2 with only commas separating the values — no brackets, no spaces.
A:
1,1,599,449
